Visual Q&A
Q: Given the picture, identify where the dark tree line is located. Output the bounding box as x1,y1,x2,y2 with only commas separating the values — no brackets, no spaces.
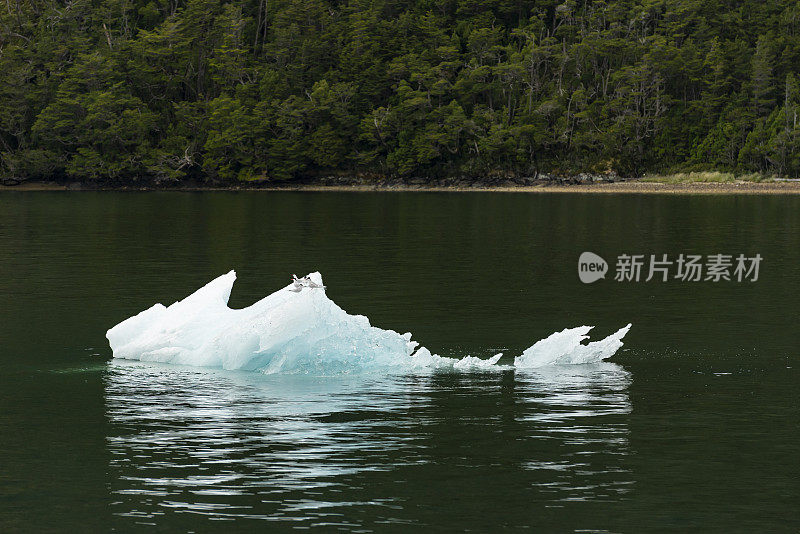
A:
2,0,800,183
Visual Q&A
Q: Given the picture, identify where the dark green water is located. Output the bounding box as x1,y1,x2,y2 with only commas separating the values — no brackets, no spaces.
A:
0,192,798,532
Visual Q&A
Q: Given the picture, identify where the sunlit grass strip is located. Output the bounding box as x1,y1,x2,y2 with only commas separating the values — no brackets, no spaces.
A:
640,172,780,183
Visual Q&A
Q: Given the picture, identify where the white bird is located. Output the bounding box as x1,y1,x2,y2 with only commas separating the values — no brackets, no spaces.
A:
306,278,326,289
289,274,326,292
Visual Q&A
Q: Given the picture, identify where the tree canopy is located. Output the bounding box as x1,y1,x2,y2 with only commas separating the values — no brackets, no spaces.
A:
2,0,800,183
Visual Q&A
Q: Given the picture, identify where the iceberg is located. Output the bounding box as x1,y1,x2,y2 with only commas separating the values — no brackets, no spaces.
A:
106,271,631,374
514,324,632,368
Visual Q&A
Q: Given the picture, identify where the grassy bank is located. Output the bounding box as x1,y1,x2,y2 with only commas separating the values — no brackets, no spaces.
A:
639,171,787,183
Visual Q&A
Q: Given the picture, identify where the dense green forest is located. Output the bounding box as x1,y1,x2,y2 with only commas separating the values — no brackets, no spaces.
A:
2,0,800,183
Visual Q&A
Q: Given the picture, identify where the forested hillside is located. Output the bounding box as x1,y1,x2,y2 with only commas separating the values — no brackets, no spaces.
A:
2,0,800,183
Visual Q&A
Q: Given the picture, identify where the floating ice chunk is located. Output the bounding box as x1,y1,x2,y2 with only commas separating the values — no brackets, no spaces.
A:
453,353,504,370
513,324,632,368
106,272,631,374
107,271,424,374
406,347,508,371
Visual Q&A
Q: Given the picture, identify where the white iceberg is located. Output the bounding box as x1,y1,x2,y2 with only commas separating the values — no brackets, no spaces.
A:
514,324,632,368
106,271,631,374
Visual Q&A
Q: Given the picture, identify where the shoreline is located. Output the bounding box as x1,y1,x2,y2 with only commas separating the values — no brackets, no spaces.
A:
5,180,800,194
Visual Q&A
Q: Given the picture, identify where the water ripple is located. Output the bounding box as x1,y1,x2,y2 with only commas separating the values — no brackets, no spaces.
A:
105,360,633,530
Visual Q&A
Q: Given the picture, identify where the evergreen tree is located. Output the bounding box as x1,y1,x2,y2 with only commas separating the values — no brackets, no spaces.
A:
2,0,800,182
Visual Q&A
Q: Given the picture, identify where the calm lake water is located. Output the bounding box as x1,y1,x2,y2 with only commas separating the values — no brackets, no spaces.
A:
0,191,798,532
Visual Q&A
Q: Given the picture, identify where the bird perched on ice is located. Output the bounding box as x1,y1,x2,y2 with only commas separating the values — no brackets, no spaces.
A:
289,274,326,292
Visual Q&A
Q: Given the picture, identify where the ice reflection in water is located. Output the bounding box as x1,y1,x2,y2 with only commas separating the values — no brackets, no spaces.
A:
105,361,632,530
516,365,633,502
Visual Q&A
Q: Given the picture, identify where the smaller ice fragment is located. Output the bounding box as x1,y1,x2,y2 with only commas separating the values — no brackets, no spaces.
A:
513,324,632,368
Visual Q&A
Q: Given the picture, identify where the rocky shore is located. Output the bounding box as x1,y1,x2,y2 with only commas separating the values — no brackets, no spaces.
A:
5,173,800,194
